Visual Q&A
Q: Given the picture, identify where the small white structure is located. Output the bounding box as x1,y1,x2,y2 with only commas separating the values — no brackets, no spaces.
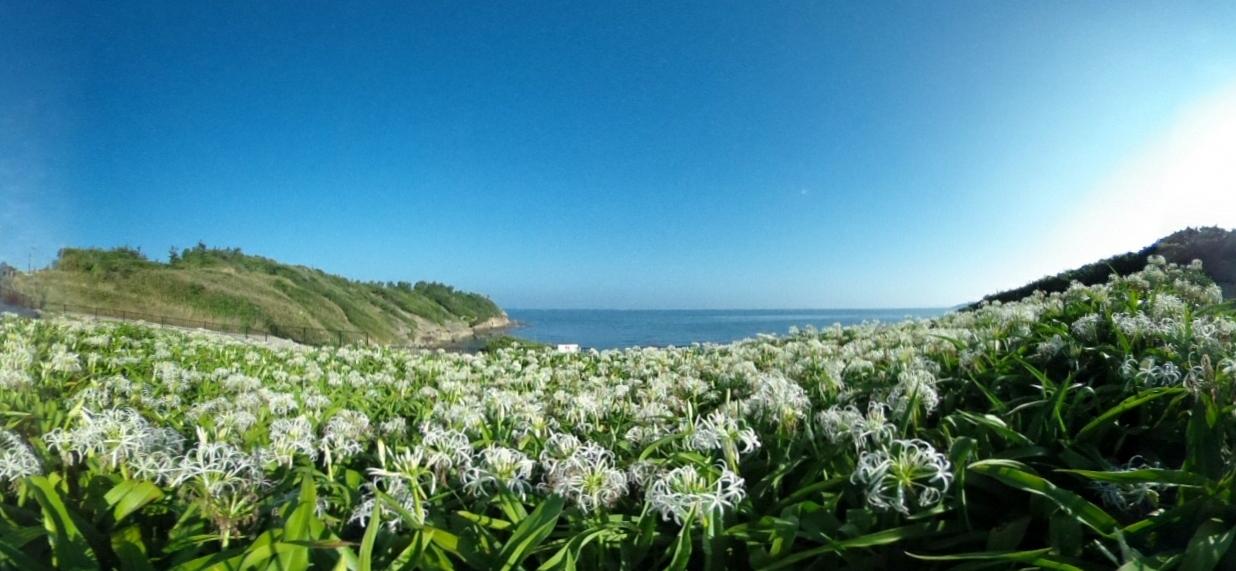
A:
556,343,580,353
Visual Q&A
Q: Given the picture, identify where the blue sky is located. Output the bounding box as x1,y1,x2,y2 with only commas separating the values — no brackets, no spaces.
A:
3,2,1236,309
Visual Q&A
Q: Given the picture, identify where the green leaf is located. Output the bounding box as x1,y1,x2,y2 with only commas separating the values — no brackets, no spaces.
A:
537,528,613,571
1186,402,1225,481
986,516,1031,551
0,535,53,571
1180,519,1236,571
359,503,382,571
389,529,434,570
758,522,939,571
277,475,320,570
167,548,246,571
1075,388,1188,441
952,411,1033,445
834,521,939,548
111,525,156,571
969,459,1118,536
908,547,1055,563
456,510,513,531
665,516,694,571
28,476,98,571
1058,468,1210,487
104,480,165,524
494,495,564,571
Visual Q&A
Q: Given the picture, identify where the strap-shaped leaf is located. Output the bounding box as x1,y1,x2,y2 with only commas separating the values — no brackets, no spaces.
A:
494,495,564,571
969,460,1117,536
28,476,98,571
105,480,165,524
1075,388,1187,441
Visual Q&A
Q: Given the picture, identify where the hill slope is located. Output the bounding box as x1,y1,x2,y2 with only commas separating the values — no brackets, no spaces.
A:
3,245,509,346
974,226,1236,307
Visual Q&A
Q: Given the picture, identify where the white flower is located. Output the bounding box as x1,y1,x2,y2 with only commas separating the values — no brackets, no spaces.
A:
462,446,535,499
889,368,940,417
1093,456,1162,512
264,392,299,416
690,409,760,458
419,424,473,479
354,447,437,529
45,345,81,374
742,372,810,429
0,430,40,485
170,428,266,497
539,432,582,471
320,409,371,465
1034,334,1066,360
1071,314,1101,341
851,438,952,514
266,416,318,467
45,408,184,472
0,367,32,390
542,442,628,513
816,401,894,451
647,463,746,526
379,417,408,438
171,428,267,540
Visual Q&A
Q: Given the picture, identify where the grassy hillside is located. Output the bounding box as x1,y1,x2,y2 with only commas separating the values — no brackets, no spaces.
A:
975,226,1236,307
4,245,507,345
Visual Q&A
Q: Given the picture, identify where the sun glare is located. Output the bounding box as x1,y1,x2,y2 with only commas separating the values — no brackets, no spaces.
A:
1049,84,1236,267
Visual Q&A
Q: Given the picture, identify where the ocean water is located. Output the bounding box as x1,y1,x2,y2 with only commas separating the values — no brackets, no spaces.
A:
505,308,949,350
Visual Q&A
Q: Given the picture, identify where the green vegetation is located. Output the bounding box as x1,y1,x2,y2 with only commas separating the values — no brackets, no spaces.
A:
6,244,506,345
1,256,1235,568
976,226,1236,307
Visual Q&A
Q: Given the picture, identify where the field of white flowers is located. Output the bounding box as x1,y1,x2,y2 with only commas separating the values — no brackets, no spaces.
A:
1,256,1234,570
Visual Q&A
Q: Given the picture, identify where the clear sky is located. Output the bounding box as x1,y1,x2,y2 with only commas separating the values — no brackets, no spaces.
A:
3,2,1236,309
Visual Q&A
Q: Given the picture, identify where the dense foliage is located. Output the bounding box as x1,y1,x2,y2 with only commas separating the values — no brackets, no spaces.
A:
10,246,505,345
977,226,1236,306
1,257,1234,569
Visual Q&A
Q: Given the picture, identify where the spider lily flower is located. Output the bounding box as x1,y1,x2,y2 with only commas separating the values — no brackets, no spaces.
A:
379,417,408,438
542,442,628,513
45,408,184,474
647,463,746,526
538,432,583,471
689,409,760,469
44,344,82,374
742,372,810,430
0,366,32,390
170,428,268,546
1070,314,1101,341
816,401,894,451
264,415,319,467
354,446,437,529
419,423,473,480
320,409,372,467
889,368,940,418
851,438,952,515
0,430,40,487
1092,456,1163,513
462,445,536,499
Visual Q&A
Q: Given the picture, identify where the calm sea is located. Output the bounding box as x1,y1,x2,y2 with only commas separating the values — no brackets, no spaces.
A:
504,308,948,350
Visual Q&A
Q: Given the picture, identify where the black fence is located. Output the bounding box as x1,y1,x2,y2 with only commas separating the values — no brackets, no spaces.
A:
0,283,373,347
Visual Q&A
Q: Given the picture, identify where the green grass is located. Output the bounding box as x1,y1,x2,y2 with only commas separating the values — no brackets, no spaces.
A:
8,245,506,345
